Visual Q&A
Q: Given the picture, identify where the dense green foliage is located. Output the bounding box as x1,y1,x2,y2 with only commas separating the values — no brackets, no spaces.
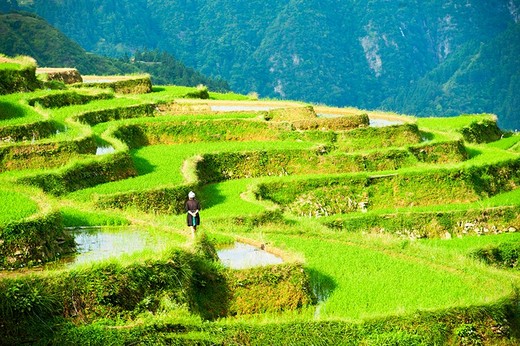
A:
0,12,230,91
471,242,520,269
3,0,518,129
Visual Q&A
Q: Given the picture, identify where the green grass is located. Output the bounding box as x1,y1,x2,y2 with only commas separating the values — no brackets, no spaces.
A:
0,62,21,70
0,189,38,225
202,179,267,218
263,231,516,320
416,114,495,132
0,93,44,125
67,140,316,201
487,134,520,150
60,206,131,227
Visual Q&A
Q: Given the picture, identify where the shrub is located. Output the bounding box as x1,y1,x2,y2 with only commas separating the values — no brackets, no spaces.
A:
459,117,502,143
183,84,209,99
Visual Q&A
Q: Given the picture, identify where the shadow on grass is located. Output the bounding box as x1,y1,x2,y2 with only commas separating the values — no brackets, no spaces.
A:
200,183,226,209
466,146,483,159
132,154,156,175
152,86,166,92
419,131,435,141
0,101,25,120
307,268,337,303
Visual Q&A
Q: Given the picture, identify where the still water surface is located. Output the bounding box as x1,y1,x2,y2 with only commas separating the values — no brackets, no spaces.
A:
217,242,284,269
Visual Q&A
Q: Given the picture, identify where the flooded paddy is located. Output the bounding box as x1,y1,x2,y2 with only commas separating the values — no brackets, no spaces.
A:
96,146,116,155
217,242,284,269
368,118,404,127
69,227,168,265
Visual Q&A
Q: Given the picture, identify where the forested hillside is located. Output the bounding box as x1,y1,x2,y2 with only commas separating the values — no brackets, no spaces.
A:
0,12,229,91
2,0,519,129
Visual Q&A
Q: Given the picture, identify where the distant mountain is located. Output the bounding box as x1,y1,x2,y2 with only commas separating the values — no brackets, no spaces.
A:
0,11,131,75
386,22,520,130
2,0,519,129
0,11,229,91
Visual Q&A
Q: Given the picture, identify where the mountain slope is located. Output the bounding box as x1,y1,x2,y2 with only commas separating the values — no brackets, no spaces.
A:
388,22,520,130
4,0,520,128
0,11,230,90
0,11,130,74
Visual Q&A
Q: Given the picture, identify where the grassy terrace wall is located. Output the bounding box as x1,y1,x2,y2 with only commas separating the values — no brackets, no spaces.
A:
0,210,75,269
335,123,423,151
95,183,199,214
0,119,58,142
196,140,467,184
471,241,520,269
27,90,113,108
36,294,520,345
111,119,288,147
326,205,520,238
18,152,138,195
74,103,156,126
0,250,314,344
0,135,97,172
80,75,153,94
94,140,466,215
110,118,418,150
256,158,520,217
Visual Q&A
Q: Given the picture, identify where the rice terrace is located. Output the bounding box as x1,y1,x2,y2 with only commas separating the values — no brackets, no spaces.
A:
1,54,520,345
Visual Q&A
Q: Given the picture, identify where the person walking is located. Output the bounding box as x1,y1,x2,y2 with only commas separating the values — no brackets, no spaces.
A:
185,191,201,237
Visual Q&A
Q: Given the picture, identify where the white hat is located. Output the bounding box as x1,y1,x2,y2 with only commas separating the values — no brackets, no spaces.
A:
188,191,196,198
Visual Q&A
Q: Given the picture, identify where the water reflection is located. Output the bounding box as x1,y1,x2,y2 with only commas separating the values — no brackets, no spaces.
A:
369,118,403,127
217,242,284,269
71,228,152,265
96,146,116,155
